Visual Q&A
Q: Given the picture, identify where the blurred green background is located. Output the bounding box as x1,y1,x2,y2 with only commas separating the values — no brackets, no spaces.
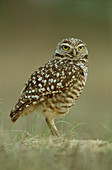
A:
0,0,112,139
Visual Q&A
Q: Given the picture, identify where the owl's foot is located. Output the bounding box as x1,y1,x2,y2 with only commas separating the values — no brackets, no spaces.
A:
46,118,60,137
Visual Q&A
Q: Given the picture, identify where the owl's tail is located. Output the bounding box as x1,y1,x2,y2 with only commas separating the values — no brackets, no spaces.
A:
10,93,30,122
10,110,21,122
10,98,26,122
10,98,37,122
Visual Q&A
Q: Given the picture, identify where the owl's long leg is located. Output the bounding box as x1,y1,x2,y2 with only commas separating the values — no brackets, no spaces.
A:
46,118,60,137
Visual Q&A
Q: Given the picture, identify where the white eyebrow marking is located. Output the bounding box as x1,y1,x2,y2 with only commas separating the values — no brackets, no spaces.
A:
61,43,71,48
77,43,85,48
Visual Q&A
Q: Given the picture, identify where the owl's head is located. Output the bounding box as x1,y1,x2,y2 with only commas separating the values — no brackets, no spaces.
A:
53,38,88,61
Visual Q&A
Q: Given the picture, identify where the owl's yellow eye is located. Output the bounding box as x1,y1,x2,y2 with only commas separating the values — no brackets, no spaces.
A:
62,45,70,51
78,46,84,51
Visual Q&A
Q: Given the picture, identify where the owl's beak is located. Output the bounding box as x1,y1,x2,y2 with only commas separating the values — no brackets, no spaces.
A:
73,49,76,57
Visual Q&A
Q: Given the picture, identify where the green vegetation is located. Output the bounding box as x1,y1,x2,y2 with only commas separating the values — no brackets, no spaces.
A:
0,129,112,170
0,117,112,170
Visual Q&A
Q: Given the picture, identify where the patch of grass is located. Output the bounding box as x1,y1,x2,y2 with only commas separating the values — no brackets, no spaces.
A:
22,114,89,139
100,122,112,143
1,110,112,170
1,130,112,170
1,114,112,170
39,120,90,141
23,112,38,137
42,120,74,137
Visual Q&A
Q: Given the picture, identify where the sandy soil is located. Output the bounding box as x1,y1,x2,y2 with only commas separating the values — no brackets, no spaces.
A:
0,130,112,170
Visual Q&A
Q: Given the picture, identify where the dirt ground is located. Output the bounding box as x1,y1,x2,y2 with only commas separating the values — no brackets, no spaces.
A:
0,130,112,170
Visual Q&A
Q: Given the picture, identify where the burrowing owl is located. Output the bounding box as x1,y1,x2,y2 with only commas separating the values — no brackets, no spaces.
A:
10,38,88,136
